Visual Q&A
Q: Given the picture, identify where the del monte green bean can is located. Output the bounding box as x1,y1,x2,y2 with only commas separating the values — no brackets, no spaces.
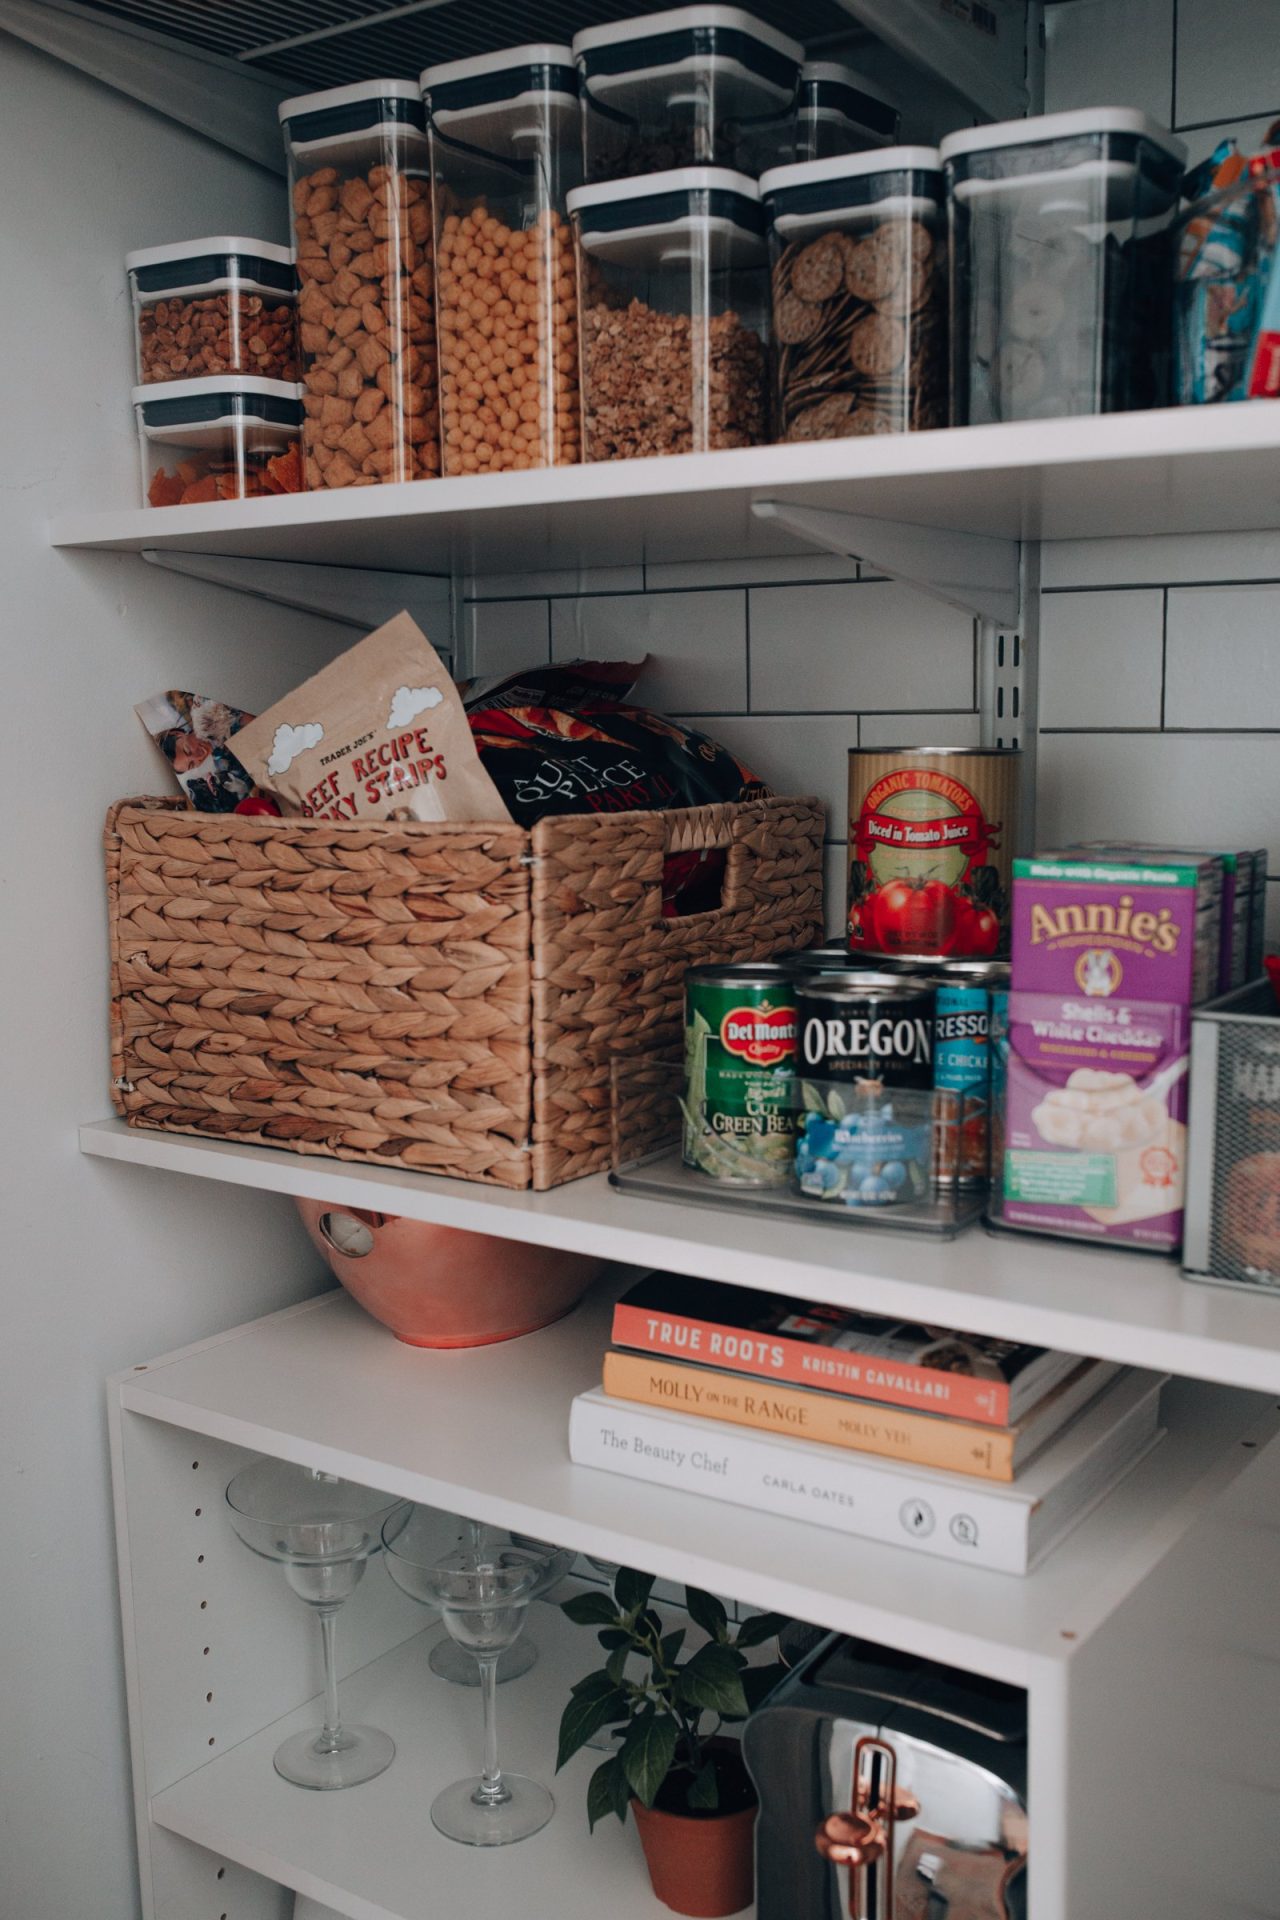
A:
682,964,798,1185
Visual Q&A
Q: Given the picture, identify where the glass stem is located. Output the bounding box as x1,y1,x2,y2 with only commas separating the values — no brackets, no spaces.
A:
473,1654,510,1807
317,1606,344,1754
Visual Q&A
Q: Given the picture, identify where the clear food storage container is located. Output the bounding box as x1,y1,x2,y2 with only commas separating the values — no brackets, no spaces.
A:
754,61,902,173
126,238,298,386
133,376,302,507
567,166,768,460
423,44,583,475
573,6,801,184
279,80,439,489
761,147,946,442
941,108,1186,424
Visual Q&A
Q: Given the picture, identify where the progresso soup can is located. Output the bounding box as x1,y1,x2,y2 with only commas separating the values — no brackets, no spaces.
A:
847,746,1021,960
682,964,798,1186
794,975,935,1206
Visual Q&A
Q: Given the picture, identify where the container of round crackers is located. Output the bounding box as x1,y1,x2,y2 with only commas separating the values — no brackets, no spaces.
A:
760,147,947,442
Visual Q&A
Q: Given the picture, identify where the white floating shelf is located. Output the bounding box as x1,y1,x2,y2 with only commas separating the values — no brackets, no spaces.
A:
49,405,1280,575
151,1611,681,1920
119,1279,1276,1688
84,1117,1280,1395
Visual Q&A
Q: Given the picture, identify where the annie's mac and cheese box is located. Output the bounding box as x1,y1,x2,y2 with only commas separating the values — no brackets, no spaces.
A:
996,856,1205,1251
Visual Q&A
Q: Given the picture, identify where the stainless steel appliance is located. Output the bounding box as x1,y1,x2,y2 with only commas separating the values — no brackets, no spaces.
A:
743,1635,1028,1919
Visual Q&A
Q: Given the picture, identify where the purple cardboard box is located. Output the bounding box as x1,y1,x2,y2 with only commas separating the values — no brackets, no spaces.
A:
997,858,1198,1251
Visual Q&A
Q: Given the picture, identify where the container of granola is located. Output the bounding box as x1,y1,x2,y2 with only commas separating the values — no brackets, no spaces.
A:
279,79,439,489
133,376,303,507
422,44,583,475
760,147,946,443
127,238,298,386
567,166,768,459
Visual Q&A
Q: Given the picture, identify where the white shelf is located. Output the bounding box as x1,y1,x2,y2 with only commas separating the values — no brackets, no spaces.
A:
118,1279,1277,1688
49,405,1280,575
151,1611,681,1920
84,1116,1280,1395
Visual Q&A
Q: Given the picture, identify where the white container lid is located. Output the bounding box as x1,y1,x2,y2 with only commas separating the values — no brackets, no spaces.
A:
421,43,576,91
568,164,760,213
278,77,423,122
939,108,1186,168
760,145,942,198
800,60,897,108
132,376,302,405
573,6,802,67
126,236,293,273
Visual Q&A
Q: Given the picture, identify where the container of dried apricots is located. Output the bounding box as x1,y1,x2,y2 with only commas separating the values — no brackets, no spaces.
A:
133,376,303,507
279,80,439,490
422,45,583,475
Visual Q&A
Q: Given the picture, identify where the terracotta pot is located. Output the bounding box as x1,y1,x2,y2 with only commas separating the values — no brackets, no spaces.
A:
295,1201,605,1348
631,1761,757,1919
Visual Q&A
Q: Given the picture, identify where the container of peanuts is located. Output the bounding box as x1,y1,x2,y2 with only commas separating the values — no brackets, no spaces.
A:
279,80,439,490
133,376,303,507
567,167,769,460
422,44,583,475
573,6,801,184
759,147,947,443
126,238,299,385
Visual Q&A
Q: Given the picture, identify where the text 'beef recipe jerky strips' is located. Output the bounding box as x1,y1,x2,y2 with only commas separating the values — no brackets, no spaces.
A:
233,612,513,825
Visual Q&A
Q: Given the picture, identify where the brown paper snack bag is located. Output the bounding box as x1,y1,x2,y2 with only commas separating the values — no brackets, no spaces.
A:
234,613,513,826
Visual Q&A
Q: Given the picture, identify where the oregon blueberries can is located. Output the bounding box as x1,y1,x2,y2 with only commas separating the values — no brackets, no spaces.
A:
794,975,935,1207
682,964,798,1186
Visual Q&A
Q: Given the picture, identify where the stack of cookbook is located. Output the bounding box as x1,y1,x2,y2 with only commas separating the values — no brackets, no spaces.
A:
569,1277,1166,1574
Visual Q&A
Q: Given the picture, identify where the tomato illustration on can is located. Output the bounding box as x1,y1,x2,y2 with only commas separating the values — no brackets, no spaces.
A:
847,748,1021,959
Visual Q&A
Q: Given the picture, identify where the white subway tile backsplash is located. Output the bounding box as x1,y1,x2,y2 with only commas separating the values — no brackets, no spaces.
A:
858,712,984,749
1037,733,1280,865
1039,590,1164,730
468,564,643,599
1045,0,1175,123
1175,0,1280,128
749,582,975,714
1165,586,1280,728
644,554,861,591
550,589,747,712
1042,531,1280,589
679,714,853,835
466,598,550,677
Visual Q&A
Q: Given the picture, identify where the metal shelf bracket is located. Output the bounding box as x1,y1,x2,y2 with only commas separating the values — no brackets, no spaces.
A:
141,552,455,652
751,500,1021,625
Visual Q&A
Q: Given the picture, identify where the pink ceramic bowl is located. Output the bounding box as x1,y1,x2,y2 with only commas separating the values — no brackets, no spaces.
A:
296,1201,605,1348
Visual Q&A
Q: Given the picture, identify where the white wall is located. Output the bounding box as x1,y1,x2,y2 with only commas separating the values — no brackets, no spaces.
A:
0,40,347,1920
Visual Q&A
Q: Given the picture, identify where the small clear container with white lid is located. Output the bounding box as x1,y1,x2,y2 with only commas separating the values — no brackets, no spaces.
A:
941,107,1186,423
422,44,583,475
573,6,802,183
760,147,946,442
754,62,902,173
134,375,302,507
279,79,438,489
567,166,769,460
126,238,298,386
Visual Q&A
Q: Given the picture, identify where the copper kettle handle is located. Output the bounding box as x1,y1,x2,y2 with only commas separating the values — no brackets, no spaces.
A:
813,1737,918,1920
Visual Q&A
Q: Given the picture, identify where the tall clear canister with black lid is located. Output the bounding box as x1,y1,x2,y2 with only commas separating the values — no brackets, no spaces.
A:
573,6,801,182
567,167,768,460
422,45,582,475
279,80,439,489
942,108,1186,423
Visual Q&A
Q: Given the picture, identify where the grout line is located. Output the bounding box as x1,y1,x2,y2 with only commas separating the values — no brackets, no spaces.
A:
1159,589,1169,730
1170,0,1179,129
1041,726,1280,736
1044,576,1280,593
1174,107,1280,135
543,598,553,667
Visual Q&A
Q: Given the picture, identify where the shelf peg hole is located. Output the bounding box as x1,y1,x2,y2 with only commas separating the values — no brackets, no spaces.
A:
1060,1629,1078,1641
216,1868,225,1880
203,1647,210,1656
208,1736,215,1747
191,1461,199,1470
197,1554,204,1564
132,1364,147,1372
1242,1439,1258,1449
206,1691,213,1703
199,1600,207,1611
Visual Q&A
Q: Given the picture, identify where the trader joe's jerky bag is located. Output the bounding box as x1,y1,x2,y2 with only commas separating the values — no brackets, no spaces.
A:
234,613,512,825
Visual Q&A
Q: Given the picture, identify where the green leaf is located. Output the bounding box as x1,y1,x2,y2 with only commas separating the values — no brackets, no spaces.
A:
619,1709,680,1809
615,1567,656,1615
740,1663,788,1713
605,1645,630,1686
570,1667,617,1697
586,1757,632,1831
675,1642,750,1718
557,1680,631,1771
684,1588,730,1643
687,1759,720,1811
563,1590,619,1627
597,1627,630,1650
733,1611,790,1650
659,1628,687,1668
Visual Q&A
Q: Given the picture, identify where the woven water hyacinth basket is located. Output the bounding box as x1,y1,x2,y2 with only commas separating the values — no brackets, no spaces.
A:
106,794,824,1190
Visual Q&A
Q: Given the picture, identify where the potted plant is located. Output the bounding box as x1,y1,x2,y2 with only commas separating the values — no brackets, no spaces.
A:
556,1567,788,1917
